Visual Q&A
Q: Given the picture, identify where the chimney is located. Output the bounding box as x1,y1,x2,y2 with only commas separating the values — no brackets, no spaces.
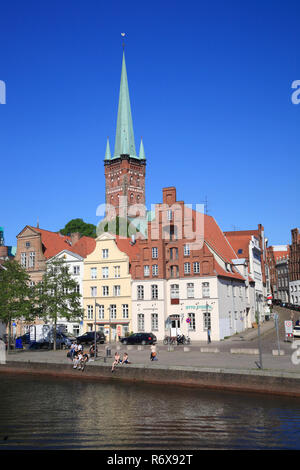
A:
70,232,81,245
162,187,177,205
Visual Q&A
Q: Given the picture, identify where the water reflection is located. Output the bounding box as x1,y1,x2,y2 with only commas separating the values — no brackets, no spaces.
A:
1,374,300,449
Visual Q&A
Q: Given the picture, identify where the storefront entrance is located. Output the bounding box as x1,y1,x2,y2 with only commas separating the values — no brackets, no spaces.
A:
169,315,181,337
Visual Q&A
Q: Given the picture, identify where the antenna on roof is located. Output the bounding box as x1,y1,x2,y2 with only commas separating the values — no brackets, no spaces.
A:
201,196,209,215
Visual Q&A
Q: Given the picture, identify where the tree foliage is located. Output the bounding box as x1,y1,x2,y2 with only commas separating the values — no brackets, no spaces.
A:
60,218,97,238
0,260,35,325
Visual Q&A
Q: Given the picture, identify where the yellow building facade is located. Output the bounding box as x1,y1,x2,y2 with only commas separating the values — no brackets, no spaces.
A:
83,233,132,342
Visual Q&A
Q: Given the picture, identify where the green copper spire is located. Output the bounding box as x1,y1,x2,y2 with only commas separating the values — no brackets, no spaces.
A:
139,137,146,160
105,137,111,160
114,51,137,159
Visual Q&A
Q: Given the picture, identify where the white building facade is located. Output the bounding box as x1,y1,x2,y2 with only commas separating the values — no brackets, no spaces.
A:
47,250,84,336
132,274,255,342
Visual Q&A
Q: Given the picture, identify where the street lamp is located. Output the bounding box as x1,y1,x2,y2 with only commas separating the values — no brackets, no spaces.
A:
255,293,263,369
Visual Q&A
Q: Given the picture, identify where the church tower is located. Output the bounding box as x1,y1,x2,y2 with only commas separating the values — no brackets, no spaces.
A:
104,51,146,219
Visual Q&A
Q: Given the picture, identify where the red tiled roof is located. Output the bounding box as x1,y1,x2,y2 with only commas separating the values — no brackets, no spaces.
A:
115,235,140,262
183,208,239,264
28,227,96,259
223,233,253,260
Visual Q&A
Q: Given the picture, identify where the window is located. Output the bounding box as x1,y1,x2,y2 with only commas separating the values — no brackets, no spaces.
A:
184,262,191,274
188,313,196,331
152,247,158,259
102,249,109,259
25,242,31,248
91,267,97,279
144,265,150,277
91,286,97,297
187,283,194,298
21,253,27,268
114,266,120,278
98,305,105,319
75,284,80,294
151,284,158,300
122,304,129,319
29,252,35,268
29,281,35,287
87,305,93,320
203,311,211,330
167,209,172,221
170,265,179,278
138,314,145,331
193,262,200,274
110,304,117,319
227,284,231,297
102,267,109,279
73,265,80,275
152,264,158,277
202,282,210,298
137,285,144,300
113,285,121,296
151,313,158,331
102,286,109,296
184,244,190,256
170,284,179,299
170,247,178,260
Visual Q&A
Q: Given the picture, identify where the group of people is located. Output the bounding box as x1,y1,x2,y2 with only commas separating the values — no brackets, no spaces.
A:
111,351,131,372
68,341,97,371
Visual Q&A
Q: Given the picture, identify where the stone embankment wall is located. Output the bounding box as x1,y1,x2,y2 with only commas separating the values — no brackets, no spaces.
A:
2,361,300,398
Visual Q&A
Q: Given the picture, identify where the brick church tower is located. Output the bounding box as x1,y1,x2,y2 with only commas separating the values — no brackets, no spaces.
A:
104,51,146,219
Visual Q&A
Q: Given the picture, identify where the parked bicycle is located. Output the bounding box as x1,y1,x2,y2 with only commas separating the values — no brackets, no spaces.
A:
163,335,177,345
163,335,191,345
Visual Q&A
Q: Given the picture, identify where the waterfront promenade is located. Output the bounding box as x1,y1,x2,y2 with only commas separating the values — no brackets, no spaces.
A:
2,317,300,375
3,316,300,397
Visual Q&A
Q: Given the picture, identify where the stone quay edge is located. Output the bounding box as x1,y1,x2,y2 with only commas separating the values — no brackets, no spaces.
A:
2,360,300,398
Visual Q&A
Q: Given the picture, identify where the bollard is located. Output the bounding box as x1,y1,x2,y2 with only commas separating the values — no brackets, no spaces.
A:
137,345,144,351
105,346,111,357
183,347,190,352
127,345,133,351
272,350,285,356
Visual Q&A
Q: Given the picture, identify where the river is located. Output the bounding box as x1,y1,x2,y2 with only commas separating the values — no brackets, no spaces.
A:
1,373,300,450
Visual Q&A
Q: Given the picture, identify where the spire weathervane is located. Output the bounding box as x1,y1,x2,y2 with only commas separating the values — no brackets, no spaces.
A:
121,32,126,49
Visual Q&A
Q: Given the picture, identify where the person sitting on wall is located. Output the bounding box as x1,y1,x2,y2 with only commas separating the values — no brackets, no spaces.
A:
111,351,120,372
121,352,131,365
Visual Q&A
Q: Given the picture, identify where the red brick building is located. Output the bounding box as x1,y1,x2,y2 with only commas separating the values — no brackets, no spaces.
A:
129,187,255,341
15,225,95,285
289,228,300,306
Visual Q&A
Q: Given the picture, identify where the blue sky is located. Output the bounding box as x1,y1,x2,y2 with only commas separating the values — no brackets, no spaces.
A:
1,0,299,247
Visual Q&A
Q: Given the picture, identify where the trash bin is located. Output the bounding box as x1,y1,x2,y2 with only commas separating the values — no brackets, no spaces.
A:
106,346,111,357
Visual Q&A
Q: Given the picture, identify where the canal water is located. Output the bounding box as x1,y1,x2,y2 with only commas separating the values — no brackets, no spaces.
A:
1,373,300,450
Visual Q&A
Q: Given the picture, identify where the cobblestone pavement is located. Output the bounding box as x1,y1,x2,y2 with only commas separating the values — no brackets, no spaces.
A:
5,307,300,375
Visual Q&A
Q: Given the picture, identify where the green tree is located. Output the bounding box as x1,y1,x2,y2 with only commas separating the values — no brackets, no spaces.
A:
0,260,35,351
36,258,83,350
97,216,140,237
60,218,97,238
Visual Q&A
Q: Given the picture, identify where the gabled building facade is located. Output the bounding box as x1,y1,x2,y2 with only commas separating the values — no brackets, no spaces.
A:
129,187,255,341
289,228,300,306
82,232,139,342
46,250,85,336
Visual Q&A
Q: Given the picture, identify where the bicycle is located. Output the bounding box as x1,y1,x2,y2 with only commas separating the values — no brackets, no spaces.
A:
163,336,177,345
